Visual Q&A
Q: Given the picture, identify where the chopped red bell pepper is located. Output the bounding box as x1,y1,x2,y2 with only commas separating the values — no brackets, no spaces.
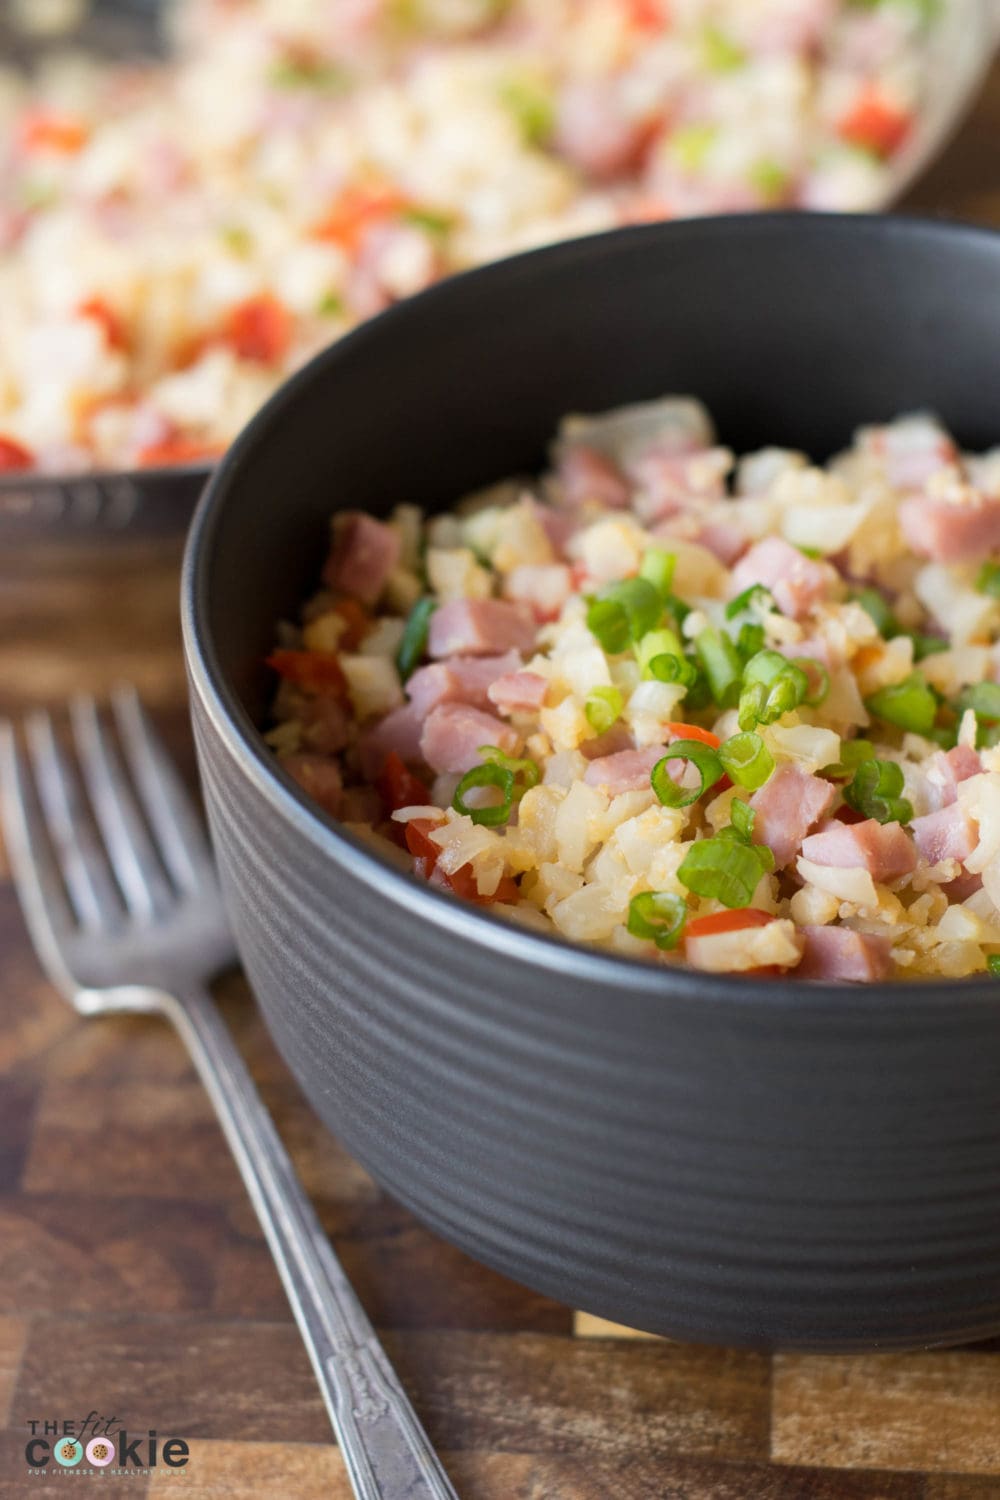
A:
0,435,34,472
266,649,348,697
376,753,431,814
77,296,128,352
136,436,223,467
405,818,519,904
666,722,721,749
626,0,671,29
18,109,89,154
684,908,774,939
222,294,293,365
310,183,409,252
837,89,911,159
332,598,371,651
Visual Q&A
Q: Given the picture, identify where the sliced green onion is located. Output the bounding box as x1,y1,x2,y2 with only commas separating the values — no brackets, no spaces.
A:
842,738,876,767
742,649,799,688
681,665,713,711
926,722,960,751
648,653,700,688
910,634,948,662
792,656,830,706
585,686,623,734
396,597,436,680
736,622,765,662
852,586,898,638
677,836,771,909
498,75,555,146
957,682,1000,723
639,548,677,600
586,577,662,653
627,891,687,951
866,672,937,736
650,741,723,809
718,732,775,791
586,598,630,654
636,627,683,677
976,561,1000,599
729,796,755,841
268,56,349,90
478,744,540,798
988,954,1000,976
452,763,514,827
701,22,745,71
738,650,809,730
726,584,775,620
695,627,744,708
843,757,913,826
401,205,454,238
822,738,876,778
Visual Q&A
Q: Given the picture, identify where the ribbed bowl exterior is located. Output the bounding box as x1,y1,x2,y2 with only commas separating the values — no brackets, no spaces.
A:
184,216,1000,1350
192,693,1000,1350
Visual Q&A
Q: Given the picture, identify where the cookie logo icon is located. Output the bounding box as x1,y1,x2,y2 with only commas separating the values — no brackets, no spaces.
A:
86,1436,116,1467
54,1437,82,1467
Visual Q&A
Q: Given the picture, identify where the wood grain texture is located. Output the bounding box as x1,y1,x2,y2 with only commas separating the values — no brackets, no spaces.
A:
771,1354,1000,1476
2,59,1000,1498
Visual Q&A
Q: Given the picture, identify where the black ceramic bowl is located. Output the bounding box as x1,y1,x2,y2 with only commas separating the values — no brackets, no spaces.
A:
183,214,1000,1352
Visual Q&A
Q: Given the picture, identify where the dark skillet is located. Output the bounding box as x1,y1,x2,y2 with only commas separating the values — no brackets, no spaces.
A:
182,214,1000,1352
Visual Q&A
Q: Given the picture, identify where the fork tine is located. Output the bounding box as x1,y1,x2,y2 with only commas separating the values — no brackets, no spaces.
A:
111,686,215,895
70,696,174,921
24,710,123,932
0,722,78,994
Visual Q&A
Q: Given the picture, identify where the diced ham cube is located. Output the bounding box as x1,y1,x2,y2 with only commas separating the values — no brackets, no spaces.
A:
580,724,635,761
428,599,536,658
406,651,522,719
632,445,729,524
695,522,748,568
899,488,1000,563
322,512,400,606
796,925,892,982
503,564,573,621
556,444,631,509
358,702,425,779
800,818,917,881
282,753,343,817
554,80,653,180
867,419,958,491
420,703,520,774
910,803,979,866
749,763,836,869
728,536,835,619
529,498,579,558
583,745,666,795
942,871,983,901
487,671,548,715
923,745,982,811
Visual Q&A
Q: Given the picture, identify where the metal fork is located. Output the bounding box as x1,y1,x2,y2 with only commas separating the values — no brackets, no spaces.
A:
0,688,458,1500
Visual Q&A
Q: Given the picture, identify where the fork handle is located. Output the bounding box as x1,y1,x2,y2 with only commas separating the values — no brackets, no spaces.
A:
164,980,459,1500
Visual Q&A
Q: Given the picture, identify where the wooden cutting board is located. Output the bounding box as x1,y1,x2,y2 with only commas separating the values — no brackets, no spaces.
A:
3,72,1000,1496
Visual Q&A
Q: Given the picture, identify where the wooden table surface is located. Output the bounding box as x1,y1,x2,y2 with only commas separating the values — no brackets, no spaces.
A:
3,64,1000,1500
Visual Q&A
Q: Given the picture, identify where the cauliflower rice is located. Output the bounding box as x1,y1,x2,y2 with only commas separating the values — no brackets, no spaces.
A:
266,397,1000,982
0,0,944,473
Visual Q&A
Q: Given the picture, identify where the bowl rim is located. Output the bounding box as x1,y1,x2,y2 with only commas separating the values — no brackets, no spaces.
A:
182,210,1000,1008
